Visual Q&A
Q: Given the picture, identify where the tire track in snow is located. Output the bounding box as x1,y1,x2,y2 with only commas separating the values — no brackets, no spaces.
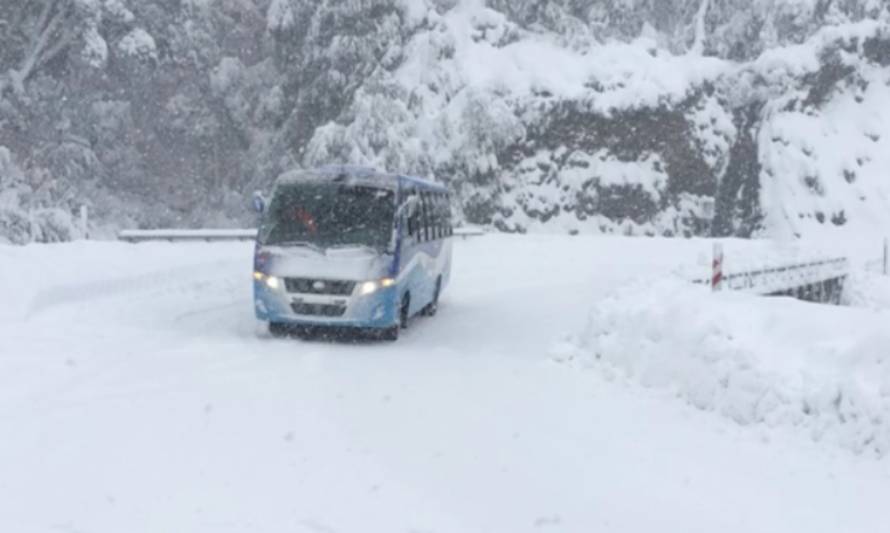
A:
24,258,246,320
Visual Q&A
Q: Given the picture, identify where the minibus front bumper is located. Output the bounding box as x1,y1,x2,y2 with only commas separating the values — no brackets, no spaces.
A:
253,278,399,329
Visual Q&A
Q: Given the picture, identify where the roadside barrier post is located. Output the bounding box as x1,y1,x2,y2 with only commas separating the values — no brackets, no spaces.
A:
712,243,724,291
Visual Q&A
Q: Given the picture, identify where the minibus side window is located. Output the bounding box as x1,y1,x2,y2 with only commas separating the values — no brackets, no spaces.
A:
435,193,443,239
438,193,446,239
438,193,447,239
445,193,453,236
421,192,431,242
413,192,421,242
431,193,440,240
406,190,419,240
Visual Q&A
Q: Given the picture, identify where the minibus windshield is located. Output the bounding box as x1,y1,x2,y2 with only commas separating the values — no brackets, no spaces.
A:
259,183,395,251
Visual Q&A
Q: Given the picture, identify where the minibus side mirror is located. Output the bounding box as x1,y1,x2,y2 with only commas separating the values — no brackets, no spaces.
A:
252,191,266,214
395,195,419,219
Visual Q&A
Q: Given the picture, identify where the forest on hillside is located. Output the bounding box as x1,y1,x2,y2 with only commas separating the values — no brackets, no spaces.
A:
1,0,888,242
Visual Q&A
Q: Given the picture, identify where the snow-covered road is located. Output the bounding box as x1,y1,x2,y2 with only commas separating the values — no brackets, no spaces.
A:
2,235,889,533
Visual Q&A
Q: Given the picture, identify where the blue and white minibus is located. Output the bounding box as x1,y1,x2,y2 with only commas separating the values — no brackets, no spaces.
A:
252,166,453,340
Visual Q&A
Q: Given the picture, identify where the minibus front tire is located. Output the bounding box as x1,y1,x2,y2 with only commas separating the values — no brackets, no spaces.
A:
400,293,411,329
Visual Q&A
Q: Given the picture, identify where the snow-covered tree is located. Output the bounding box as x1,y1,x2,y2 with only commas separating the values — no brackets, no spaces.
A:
0,0,888,241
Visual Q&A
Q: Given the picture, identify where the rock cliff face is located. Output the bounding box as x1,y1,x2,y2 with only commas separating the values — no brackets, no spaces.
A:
308,1,890,238
1,0,888,242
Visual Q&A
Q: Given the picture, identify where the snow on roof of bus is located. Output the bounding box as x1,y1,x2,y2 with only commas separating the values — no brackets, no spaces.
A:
275,166,447,192
398,174,448,192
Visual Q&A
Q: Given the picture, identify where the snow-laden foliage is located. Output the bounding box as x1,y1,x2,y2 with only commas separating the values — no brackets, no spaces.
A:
0,0,888,241
0,146,80,244
487,0,890,59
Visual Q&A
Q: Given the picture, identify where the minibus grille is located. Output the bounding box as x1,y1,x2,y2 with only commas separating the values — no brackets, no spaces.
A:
284,278,356,296
291,303,347,318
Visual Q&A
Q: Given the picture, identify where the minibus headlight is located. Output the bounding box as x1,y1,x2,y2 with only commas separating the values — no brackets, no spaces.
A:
359,278,395,296
254,271,281,290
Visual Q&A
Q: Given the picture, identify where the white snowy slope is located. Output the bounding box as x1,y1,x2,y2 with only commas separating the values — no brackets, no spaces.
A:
1,236,890,533
754,21,890,239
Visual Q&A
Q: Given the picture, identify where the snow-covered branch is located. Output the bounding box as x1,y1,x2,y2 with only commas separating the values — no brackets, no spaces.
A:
2,0,81,94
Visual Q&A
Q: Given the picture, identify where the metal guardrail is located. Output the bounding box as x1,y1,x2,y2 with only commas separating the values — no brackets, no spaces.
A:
118,227,487,243
694,256,849,296
453,227,486,239
118,229,258,243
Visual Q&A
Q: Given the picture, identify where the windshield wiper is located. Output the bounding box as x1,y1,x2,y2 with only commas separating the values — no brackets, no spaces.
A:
327,243,381,254
268,240,326,254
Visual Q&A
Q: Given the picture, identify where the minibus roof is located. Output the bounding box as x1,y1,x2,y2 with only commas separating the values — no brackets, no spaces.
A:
275,166,447,193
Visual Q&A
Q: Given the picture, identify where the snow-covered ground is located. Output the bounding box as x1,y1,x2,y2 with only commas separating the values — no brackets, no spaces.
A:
558,275,890,457
2,235,890,532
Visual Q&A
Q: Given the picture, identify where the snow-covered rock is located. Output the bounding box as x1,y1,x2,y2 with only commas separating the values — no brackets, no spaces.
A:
304,2,889,238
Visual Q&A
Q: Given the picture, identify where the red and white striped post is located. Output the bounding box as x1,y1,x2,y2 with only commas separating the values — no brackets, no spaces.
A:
712,242,724,291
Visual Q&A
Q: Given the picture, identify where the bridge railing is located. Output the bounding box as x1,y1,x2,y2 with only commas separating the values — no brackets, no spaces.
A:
692,245,849,301
711,258,848,295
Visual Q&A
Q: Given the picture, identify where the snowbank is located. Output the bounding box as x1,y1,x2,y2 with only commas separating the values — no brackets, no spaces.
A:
559,279,890,457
